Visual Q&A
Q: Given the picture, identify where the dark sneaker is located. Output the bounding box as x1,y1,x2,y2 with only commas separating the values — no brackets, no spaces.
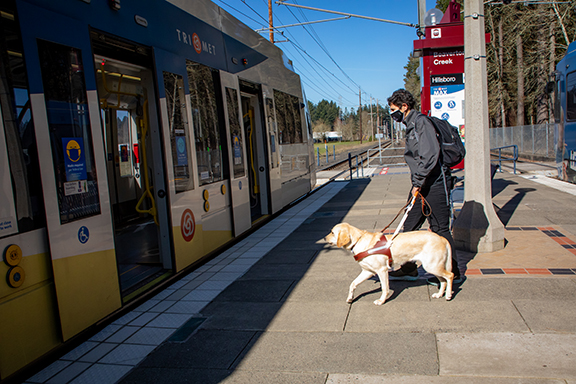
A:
427,275,464,286
388,269,419,281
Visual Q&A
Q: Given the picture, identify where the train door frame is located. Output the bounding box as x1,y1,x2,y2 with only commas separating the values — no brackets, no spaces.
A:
220,72,251,236
240,80,270,222
94,48,174,297
17,3,121,340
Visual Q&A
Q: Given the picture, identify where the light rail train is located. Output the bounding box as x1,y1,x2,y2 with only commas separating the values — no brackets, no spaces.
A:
553,41,576,183
0,0,315,380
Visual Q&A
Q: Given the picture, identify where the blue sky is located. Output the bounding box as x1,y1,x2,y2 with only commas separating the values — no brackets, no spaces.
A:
216,0,440,110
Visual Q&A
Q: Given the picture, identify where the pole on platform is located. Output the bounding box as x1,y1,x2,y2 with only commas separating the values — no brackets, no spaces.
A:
359,88,362,144
348,153,353,179
452,0,504,252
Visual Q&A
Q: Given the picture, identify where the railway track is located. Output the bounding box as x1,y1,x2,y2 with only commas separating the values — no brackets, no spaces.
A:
315,140,407,182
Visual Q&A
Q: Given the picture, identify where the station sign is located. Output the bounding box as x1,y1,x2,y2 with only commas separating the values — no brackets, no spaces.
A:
430,73,465,127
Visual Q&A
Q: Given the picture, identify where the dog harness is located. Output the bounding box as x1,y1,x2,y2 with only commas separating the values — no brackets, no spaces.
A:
354,234,392,262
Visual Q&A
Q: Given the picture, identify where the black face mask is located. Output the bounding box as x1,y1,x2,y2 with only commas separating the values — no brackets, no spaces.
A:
390,109,404,123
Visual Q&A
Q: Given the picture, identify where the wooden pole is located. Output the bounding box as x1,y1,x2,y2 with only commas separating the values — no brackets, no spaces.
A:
268,0,274,43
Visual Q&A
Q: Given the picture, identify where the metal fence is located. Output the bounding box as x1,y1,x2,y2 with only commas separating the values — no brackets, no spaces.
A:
489,123,555,160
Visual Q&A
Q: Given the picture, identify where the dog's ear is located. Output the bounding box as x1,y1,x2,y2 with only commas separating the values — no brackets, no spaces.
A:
336,227,351,248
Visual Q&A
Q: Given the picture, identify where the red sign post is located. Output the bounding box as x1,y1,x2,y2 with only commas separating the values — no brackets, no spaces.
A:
414,1,490,127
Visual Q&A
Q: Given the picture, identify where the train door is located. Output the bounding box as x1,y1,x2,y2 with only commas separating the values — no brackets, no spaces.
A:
240,80,270,222
92,33,173,301
17,4,121,340
221,73,250,235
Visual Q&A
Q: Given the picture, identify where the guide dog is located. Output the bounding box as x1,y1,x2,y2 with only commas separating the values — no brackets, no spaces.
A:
325,223,454,305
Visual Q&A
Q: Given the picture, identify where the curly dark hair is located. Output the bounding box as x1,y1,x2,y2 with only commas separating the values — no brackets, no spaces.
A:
387,89,416,110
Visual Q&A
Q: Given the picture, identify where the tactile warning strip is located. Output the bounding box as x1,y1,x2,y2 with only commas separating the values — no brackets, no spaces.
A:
465,226,576,276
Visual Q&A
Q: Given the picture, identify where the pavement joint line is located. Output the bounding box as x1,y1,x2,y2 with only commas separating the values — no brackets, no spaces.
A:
26,166,576,384
24,181,349,384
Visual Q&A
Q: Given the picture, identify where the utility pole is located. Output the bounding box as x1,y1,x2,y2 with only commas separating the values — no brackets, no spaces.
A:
358,88,362,144
452,0,504,252
268,0,274,43
418,0,426,38
370,97,374,140
376,99,380,136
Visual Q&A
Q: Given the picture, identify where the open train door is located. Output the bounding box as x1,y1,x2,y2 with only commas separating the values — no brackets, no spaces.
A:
220,72,250,236
239,80,271,223
18,3,121,340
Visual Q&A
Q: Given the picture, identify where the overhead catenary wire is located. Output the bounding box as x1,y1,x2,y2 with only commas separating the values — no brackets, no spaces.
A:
261,1,359,100
272,0,366,100
218,0,370,108
288,0,361,91
232,0,357,105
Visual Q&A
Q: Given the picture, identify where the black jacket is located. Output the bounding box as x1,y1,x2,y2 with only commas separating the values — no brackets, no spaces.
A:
403,110,445,188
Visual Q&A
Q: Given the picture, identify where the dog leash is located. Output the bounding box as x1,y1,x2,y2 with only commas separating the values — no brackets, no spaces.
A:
381,190,431,234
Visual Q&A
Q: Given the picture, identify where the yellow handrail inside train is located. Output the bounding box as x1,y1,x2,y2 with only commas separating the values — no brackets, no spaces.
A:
134,99,158,225
99,63,140,98
244,108,259,193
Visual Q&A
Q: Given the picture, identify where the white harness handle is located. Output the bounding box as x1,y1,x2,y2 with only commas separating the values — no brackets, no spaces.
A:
383,192,419,249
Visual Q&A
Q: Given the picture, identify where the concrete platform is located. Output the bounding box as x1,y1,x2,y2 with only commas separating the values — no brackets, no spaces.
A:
25,165,576,384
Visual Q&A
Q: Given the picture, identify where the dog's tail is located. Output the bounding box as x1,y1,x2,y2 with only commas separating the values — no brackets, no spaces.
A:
445,240,452,274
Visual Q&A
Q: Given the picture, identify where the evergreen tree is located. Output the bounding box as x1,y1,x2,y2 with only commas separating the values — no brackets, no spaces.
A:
403,52,421,110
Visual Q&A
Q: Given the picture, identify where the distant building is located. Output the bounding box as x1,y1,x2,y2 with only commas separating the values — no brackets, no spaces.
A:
325,131,342,142
313,131,342,143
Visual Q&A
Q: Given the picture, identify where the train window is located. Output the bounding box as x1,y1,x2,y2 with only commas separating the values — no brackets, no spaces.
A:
186,60,225,185
225,87,245,178
116,110,134,178
567,71,576,122
0,0,46,233
37,40,101,224
273,89,303,144
265,97,279,168
164,72,194,192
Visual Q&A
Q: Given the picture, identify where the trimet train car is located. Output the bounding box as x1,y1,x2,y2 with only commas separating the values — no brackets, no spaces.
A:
553,41,576,183
0,0,316,379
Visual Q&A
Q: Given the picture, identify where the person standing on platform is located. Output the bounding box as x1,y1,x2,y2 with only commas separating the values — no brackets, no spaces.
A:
386,89,462,285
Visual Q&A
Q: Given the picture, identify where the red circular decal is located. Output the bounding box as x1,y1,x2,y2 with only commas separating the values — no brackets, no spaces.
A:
181,209,195,242
192,33,202,54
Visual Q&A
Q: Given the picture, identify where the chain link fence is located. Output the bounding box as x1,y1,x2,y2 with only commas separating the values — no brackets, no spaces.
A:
489,123,556,161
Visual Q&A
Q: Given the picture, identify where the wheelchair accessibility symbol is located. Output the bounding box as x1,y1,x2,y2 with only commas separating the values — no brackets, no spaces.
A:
78,226,89,244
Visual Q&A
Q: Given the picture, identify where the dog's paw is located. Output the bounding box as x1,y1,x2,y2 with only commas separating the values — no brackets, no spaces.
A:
346,297,354,304
446,292,453,301
373,299,385,305
431,292,443,299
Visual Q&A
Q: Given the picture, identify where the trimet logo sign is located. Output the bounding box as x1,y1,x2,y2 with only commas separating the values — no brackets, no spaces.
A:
176,29,217,56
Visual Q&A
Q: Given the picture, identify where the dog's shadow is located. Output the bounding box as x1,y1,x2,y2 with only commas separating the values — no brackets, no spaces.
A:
351,278,463,304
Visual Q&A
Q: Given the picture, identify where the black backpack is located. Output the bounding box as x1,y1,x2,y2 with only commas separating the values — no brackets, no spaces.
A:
427,116,466,168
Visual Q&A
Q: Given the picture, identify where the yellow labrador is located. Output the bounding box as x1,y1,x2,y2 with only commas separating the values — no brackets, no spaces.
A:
325,223,454,305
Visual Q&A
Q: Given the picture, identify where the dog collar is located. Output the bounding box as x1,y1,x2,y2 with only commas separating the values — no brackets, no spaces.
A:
354,234,392,262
